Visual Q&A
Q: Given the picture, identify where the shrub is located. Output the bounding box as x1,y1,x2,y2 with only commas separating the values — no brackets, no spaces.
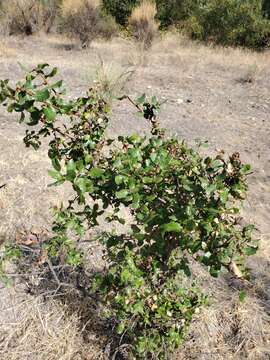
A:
0,0,59,35
59,0,118,46
102,0,138,26
186,0,270,49
263,0,270,18
97,13,118,40
0,65,258,358
60,0,102,47
156,0,200,28
129,0,159,49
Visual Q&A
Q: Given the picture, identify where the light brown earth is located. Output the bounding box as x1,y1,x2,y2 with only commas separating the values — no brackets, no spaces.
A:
0,34,269,359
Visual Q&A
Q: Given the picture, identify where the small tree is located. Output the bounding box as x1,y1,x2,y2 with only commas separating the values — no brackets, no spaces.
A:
0,65,258,358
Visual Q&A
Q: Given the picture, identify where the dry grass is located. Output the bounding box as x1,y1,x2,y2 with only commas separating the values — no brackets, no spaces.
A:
0,295,105,360
61,0,100,15
92,58,134,102
129,0,159,49
238,63,259,84
148,33,270,71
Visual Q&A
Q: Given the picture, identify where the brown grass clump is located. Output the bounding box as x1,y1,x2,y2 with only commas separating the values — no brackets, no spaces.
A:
60,0,117,47
0,0,59,35
129,0,159,49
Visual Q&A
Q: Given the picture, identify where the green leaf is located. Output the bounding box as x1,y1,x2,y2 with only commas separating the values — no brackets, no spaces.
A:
47,67,58,78
89,167,104,178
211,160,223,171
206,184,216,195
116,189,129,199
35,88,50,102
183,182,193,192
209,266,220,278
239,290,247,303
67,159,76,172
133,301,144,315
48,169,62,181
220,190,229,203
66,160,76,181
162,222,182,235
244,246,258,256
241,164,252,174
43,106,56,122
116,322,125,335
50,80,63,89
115,175,124,185
136,93,146,104
28,109,41,125
121,268,131,283
75,177,93,194
52,158,61,171
37,63,49,70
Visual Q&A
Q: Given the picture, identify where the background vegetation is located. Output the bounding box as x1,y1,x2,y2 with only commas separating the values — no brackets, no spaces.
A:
0,0,270,48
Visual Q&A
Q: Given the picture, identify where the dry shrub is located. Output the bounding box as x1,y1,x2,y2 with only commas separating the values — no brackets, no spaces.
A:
129,0,159,49
97,13,118,41
0,0,59,35
60,0,106,47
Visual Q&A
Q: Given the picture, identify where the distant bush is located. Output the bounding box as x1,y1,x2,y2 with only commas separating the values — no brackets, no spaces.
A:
59,0,118,46
97,13,118,40
1,0,60,35
60,0,101,46
186,0,270,49
263,0,270,18
156,0,199,28
129,0,159,49
103,0,138,26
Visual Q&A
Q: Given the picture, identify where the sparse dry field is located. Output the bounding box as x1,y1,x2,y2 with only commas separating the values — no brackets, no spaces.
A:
0,34,269,359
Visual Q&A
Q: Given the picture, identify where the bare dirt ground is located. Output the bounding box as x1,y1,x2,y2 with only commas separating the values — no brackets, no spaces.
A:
0,34,269,359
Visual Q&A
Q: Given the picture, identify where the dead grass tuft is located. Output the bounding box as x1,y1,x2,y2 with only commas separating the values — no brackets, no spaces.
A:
92,58,134,102
129,0,159,49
